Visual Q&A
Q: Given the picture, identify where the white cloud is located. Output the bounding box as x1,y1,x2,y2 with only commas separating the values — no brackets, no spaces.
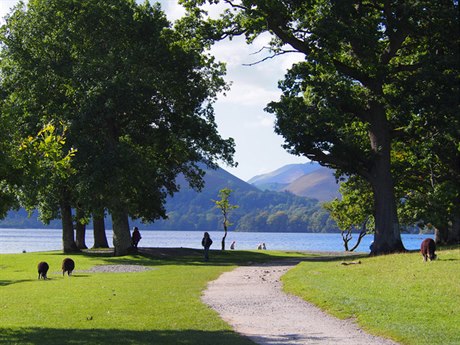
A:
247,114,275,128
158,0,185,22
0,0,21,22
219,82,280,106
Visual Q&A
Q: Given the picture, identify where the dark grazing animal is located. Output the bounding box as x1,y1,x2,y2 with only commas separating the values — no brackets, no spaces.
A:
37,261,49,279
62,258,75,276
420,238,437,262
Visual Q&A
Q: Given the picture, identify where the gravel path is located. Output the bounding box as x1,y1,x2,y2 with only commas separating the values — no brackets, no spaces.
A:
202,260,399,345
78,265,153,273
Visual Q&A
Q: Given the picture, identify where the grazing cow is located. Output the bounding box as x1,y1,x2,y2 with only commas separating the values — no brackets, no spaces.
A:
420,238,437,262
62,258,75,276
37,261,49,280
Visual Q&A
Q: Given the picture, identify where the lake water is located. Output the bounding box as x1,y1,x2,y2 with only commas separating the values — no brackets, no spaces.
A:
0,228,433,254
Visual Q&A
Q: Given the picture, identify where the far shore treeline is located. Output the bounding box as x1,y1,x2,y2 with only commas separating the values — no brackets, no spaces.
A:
0,166,339,233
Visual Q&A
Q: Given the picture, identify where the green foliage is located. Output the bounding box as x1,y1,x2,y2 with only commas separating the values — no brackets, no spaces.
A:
0,0,235,232
213,188,238,229
180,0,459,254
18,122,76,180
283,247,460,345
12,122,77,223
324,177,374,233
0,166,339,232
153,178,337,233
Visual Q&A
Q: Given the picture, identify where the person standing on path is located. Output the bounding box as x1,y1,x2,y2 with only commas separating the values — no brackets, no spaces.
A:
131,227,142,248
201,232,213,262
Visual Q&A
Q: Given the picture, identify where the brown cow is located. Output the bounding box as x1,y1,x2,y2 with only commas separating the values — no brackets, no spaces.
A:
62,258,75,276
37,261,49,279
420,238,437,262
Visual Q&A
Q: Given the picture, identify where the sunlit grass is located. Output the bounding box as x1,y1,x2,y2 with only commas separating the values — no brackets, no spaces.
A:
3,246,457,345
0,248,307,345
282,246,460,345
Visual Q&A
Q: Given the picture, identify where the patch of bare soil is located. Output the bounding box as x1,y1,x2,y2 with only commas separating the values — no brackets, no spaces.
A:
83,265,153,273
202,260,399,345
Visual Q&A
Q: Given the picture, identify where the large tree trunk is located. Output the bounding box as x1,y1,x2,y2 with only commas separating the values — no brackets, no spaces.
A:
75,222,87,249
368,105,405,255
435,224,449,245
93,211,109,248
111,209,133,256
75,208,88,249
60,196,78,253
447,205,460,245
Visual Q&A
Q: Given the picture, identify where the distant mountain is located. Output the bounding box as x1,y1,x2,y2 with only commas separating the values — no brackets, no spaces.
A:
249,163,341,202
0,165,339,233
283,167,341,202
247,162,321,185
150,165,338,232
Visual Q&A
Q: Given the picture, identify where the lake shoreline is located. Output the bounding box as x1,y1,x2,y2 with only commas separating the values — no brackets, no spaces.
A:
0,228,432,254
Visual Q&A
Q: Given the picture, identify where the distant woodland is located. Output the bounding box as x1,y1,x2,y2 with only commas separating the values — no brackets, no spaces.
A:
0,166,340,233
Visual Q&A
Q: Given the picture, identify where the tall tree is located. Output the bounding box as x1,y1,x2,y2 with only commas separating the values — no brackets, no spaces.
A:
15,123,78,252
213,188,238,250
180,0,458,254
0,102,19,218
324,177,374,251
92,209,109,249
388,1,460,244
1,0,235,255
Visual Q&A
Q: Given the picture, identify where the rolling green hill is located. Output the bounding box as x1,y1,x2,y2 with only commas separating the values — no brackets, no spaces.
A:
0,166,339,233
150,166,338,232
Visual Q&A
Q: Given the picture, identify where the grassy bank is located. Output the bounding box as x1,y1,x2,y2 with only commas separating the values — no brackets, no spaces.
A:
2,247,458,345
0,248,304,345
282,246,460,345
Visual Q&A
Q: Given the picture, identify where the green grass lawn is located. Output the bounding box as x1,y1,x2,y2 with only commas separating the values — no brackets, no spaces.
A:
0,248,303,345
1,246,459,345
282,246,460,345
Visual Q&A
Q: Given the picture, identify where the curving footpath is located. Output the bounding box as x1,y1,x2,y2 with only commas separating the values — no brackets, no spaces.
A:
202,260,399,345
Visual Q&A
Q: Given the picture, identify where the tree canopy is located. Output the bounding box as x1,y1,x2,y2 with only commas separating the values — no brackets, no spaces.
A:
0,0,235,255
180,0,459,254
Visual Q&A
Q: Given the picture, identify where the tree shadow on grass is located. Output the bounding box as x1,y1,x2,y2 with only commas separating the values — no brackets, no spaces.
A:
0,328,256,345
0,279,35,286
44,247,361,268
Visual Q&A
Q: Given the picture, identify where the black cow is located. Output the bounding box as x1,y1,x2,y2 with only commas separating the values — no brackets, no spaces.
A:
37,261,49,279
62,258,75,276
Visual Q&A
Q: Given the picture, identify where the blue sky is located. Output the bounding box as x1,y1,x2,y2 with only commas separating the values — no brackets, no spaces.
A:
0,0,309,181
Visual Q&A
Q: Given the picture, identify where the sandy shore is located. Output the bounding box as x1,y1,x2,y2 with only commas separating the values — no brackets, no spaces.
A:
202,260,399,345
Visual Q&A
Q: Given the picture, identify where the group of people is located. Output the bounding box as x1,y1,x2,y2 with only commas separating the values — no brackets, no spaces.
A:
201,233,269,261
131,228,269,262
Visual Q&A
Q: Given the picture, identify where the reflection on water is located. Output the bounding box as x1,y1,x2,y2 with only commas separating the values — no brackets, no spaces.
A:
0,228,433,254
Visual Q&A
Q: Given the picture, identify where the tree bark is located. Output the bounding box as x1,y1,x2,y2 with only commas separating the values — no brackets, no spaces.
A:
341,230,351,251
435,225,449,245
221,224,227,250
75,208,88,249
368,105,405,255
60,196,79,253
93,212,109,248
447,205,460,245
111,209,133,256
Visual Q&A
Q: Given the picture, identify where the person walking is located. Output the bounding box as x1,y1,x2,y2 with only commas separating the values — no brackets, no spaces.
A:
201,232,213,262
